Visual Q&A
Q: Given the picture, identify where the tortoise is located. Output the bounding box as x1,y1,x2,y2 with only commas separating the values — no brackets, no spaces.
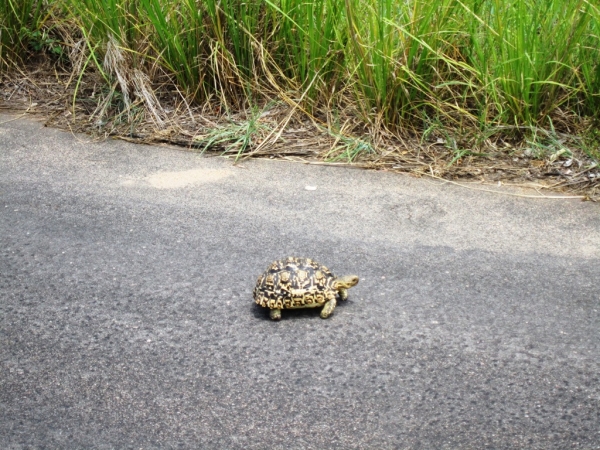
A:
254,257,359,320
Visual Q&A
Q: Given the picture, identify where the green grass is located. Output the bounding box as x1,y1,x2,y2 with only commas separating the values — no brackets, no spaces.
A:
0,0,50,68
463,0,598,124
193,105,273,161
2,0,600,161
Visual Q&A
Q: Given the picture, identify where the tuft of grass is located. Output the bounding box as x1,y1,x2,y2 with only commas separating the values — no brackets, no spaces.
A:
325,133,375,162
192,106,273,161
523,119,574,162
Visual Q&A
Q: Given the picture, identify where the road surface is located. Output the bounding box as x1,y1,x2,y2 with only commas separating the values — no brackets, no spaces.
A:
1,113,599,449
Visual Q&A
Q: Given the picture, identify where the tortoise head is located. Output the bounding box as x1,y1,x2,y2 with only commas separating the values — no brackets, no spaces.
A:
334,275,359,290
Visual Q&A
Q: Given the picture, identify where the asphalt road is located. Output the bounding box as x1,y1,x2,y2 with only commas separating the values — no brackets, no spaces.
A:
1,113,599,449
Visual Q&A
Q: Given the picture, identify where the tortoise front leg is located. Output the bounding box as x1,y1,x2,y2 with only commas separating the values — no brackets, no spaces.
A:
320,298,337,319
270,308,282,320
339,289,348,301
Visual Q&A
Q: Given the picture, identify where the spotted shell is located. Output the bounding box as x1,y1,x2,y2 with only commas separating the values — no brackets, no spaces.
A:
253,257,337,310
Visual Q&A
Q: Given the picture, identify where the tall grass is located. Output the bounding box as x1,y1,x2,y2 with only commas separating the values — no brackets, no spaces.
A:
343,0,468,125
576,1,600,117
464,0,598,125
0,0,48,69
65,0,268,105
274,0,345,103
6,0,600,140
139,0,208,100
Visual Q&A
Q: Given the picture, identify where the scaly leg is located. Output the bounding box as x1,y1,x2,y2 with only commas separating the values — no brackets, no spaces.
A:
320,298,337,319
270,309,282,320
339,289,348,301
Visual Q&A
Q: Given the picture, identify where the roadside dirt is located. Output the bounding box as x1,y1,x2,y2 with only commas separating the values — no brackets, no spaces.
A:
2,62,598,201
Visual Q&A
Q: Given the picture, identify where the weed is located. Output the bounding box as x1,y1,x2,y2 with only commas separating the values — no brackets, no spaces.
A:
193,106,273,161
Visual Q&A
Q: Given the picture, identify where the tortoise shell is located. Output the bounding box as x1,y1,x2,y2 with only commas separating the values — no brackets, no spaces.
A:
253,257,337,310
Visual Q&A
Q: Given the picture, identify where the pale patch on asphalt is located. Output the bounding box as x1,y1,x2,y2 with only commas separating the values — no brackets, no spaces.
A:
122,168,234,189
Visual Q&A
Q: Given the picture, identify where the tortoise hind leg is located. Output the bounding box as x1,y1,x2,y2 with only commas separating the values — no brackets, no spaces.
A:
270,308,282,320
320,298,337,319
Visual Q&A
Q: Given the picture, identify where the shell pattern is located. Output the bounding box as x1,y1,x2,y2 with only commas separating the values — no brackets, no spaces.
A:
254,257,337,310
